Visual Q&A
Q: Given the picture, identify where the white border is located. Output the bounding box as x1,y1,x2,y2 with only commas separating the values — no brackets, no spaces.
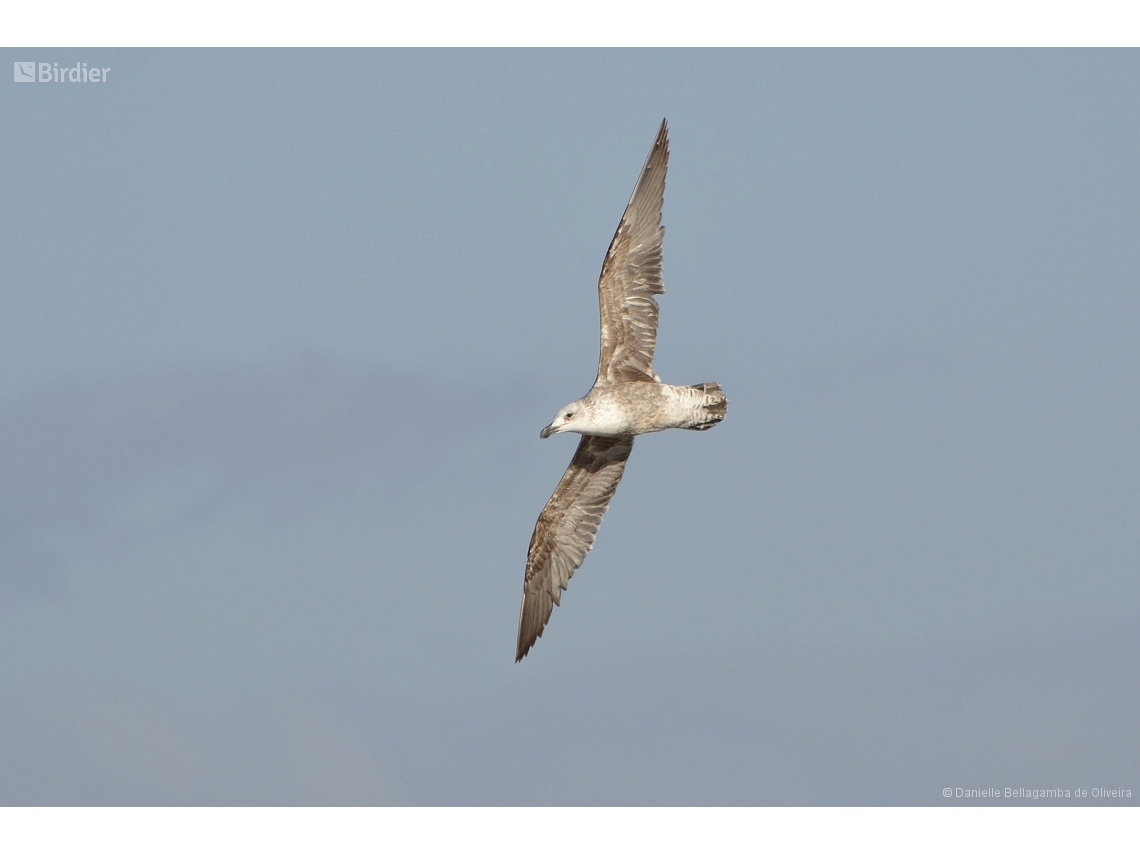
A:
4,0,1140,47
2,807,1139,854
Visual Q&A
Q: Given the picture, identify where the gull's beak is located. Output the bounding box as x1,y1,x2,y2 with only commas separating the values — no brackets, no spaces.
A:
539,423,555,439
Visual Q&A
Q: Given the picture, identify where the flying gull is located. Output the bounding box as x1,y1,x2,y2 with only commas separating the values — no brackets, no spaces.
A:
516,119,728,661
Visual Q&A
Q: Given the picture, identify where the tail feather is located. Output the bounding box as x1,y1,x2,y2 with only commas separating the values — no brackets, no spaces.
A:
685,382,728,431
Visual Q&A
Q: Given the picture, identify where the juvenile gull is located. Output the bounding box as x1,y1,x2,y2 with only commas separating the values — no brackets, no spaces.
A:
516,119,728,661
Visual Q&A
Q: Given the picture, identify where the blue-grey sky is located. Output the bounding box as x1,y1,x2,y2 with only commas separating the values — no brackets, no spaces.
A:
1,49,1138,805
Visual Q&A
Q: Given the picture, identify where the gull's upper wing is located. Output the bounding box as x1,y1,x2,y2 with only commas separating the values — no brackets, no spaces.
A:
516,435,634,661
596,119,669,386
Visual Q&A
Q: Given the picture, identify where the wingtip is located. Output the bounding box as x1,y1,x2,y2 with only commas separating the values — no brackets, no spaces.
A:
515,607,547,661
515,628,538,662
515,593,543,662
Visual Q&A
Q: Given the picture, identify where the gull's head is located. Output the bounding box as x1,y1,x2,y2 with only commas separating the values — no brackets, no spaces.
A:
540,401,585,439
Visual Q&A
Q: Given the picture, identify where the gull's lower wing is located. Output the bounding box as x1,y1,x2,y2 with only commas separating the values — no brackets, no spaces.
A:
516,434,635,661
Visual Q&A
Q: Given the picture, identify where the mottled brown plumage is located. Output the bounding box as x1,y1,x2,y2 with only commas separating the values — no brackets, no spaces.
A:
517,435,633,661
596,119,668,386
517,120,727,662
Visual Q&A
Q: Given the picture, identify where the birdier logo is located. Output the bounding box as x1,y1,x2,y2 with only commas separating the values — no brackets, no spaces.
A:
13,62,110,83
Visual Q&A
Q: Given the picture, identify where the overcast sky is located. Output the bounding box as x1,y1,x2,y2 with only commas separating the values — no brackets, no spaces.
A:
1,49,1137,805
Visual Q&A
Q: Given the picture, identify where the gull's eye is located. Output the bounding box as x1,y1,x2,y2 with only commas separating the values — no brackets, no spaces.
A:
565,412,575,419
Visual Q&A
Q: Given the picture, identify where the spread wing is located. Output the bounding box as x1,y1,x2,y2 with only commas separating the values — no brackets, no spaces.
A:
596,119,669,386
516,435,634,661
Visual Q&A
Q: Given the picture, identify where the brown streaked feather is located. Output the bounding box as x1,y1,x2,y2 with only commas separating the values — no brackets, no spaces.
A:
596,119,669,386
516,435,634,661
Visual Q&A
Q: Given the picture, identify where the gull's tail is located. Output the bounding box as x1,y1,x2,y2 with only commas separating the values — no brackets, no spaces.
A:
684,382,728,431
